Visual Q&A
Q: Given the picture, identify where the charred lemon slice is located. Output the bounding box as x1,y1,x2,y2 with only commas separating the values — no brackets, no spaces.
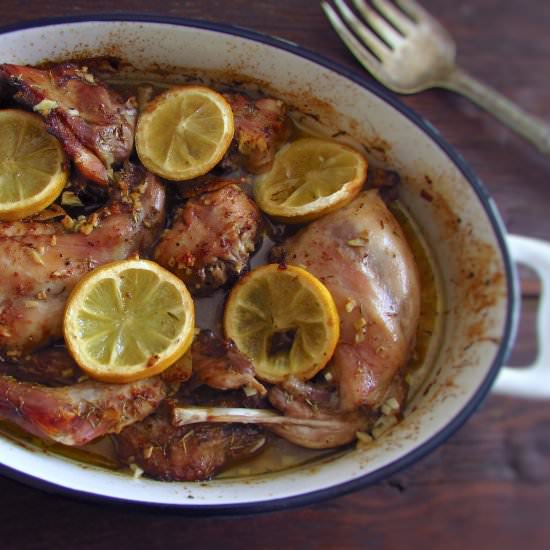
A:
0,109,67,221
135,85,234,181
223,264,340,383
64,259,195,384
254,138,367,223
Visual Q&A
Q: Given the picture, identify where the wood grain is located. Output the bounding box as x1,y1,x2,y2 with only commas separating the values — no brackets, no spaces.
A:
1,1,549,549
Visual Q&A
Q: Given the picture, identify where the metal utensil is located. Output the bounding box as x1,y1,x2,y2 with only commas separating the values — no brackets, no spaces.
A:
322,0,550,155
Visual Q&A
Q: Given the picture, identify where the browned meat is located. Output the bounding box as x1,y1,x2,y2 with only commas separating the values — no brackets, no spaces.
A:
0,63,137,185
268,378,370,449
154,185,261,294
178,383,268,410
1,346,194,389
0,164,165,356
115,404,266,481
177,177,242,199
191,330,266,395
223,93,290,173
366,167,400,202
0,374,167,446
159,353,193,388
0,347,83,386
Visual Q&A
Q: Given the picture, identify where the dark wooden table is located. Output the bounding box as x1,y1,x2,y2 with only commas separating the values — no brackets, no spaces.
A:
1,1,549,548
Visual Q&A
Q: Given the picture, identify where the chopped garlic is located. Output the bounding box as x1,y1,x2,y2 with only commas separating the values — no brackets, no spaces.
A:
354,317,367,330
33,99,59,116
143,446,154,459
381,397,401,416
129,463,144,479
324,370,334,382
356,431,373,444
62,216,76,231
344,298,357,313
243,385,257,397
27,248,45,266
78,223,95,236
347,238,368,247
50,269,67,279
61,191,84,207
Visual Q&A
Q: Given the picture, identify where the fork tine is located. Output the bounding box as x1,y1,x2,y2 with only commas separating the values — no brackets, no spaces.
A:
332,0,391,60
395,0,452,37
322,2,383,73
352,0,404,47
370,0,415,34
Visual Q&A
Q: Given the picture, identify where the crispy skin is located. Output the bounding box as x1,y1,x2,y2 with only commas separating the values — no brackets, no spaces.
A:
191,330,266,395
223,93,290,173
0,62,137,184
154,185,260,295
0,165,165,355
273,190,420,412
0,374,167,446
115,404,266,481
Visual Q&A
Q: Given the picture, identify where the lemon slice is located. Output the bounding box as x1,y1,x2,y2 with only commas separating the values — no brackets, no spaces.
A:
64,259,195,383
254,138,367,223
223,264,340,383
135,85,234,181
0,109,67,221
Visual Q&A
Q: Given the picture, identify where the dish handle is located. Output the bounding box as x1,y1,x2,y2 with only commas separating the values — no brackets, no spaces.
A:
492,234,550,398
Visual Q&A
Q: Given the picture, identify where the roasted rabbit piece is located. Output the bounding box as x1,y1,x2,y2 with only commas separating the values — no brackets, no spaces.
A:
263,190,420,447
116,402,266,481
0,346,195,446
274,190,421,413
154,184,260,294
0,373,167,446
190,330,266,395
0,62,137,185
0,164,165,356
223,93,290,173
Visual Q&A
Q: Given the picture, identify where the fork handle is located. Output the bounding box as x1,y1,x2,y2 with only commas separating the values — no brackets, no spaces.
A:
440,67,550,156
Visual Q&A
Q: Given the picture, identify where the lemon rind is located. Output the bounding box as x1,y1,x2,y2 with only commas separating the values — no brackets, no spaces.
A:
64,259,195,384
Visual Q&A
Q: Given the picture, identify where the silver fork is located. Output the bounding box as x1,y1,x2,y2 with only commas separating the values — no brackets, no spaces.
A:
322,0,550,156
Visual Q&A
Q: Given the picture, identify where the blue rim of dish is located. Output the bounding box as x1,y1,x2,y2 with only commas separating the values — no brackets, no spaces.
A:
0,13,518,514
